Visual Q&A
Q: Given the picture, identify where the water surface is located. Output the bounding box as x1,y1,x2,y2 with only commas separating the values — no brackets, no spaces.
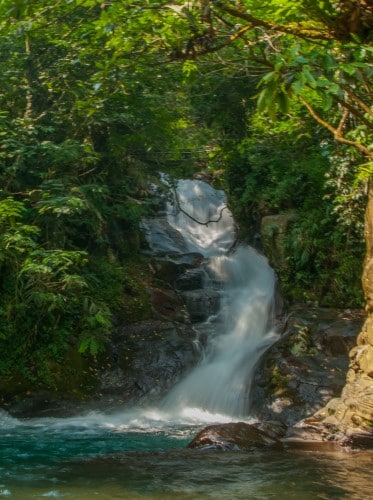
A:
1,411,372,499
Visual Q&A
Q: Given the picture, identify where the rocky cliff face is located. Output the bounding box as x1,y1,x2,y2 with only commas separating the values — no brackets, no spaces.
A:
260,184,373,447
296,183,373,447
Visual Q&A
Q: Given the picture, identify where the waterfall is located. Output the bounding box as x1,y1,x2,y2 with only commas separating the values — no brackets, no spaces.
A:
166,179,236,256
146,178,278,418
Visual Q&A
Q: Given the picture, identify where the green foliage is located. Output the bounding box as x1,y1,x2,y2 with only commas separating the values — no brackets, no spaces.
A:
354,162,373,188
78,299,112,356
0,195,103,380
0,0,370,392
0,0,179,388
173,1,369,307
218,107,365,306
284,208,364,306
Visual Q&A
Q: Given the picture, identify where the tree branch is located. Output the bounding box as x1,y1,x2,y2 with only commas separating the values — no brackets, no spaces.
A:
332,94,373,130
214,2,333,41
341,86,373,118
336,109,350,136
299,97,373,158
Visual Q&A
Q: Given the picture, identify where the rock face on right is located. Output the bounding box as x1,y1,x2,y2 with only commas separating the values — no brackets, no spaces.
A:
293,184,373,447
303,184,373,447
258,184,373,448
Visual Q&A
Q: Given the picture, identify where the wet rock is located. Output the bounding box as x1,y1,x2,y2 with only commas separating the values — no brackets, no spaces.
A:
103,320,200,404
343,430,373,448
3,319,201,418
149,288,187,322
141,217,188,254
297,375,373,448
151,260,188,286
187,422,281,451
303,184,373,447
150,253,204,287
176,269,205,291
253,420,288,440
182,289,221,322
1,392,83,418
320,311,362,355
252,307,364,427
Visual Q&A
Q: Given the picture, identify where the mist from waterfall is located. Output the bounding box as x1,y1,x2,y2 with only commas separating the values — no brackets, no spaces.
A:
160,179,278,417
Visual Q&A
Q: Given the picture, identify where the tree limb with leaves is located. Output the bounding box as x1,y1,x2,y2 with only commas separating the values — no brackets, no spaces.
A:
165,0,372,161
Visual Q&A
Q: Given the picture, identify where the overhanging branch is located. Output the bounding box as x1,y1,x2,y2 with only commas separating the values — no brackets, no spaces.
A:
300,97,373,158
213,2,333,41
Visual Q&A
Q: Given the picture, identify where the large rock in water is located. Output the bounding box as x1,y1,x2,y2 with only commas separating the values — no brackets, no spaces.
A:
187,422,282,451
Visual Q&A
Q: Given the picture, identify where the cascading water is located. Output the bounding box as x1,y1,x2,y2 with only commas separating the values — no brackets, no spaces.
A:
162,247,277,417
1,178,372,500
155,178,278,418
1,179,277,430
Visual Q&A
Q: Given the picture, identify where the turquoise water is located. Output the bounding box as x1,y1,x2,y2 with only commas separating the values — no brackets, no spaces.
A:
1,411,372,499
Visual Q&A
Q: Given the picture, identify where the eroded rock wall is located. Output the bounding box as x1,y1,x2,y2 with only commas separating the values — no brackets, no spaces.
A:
301,182,373,446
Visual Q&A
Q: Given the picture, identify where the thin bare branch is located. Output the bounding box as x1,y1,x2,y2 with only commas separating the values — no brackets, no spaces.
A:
214,2,333,41
300,96,373,158
342,86,373,118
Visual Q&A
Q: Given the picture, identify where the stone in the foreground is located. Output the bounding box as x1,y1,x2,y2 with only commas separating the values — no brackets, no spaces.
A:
187,422,282,451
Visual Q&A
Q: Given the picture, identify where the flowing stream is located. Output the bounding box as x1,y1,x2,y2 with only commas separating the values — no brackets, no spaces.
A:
1,179,372,498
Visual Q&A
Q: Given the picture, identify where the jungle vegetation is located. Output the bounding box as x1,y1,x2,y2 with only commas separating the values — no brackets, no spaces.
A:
0,1,371,388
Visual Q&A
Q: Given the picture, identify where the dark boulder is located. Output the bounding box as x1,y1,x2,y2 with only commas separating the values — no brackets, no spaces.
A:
187,422,281,451
176,269,205,291
252,307,365,427
182,289,221,323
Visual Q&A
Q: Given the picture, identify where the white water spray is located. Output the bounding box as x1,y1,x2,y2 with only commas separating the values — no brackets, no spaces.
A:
159,179,278,418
